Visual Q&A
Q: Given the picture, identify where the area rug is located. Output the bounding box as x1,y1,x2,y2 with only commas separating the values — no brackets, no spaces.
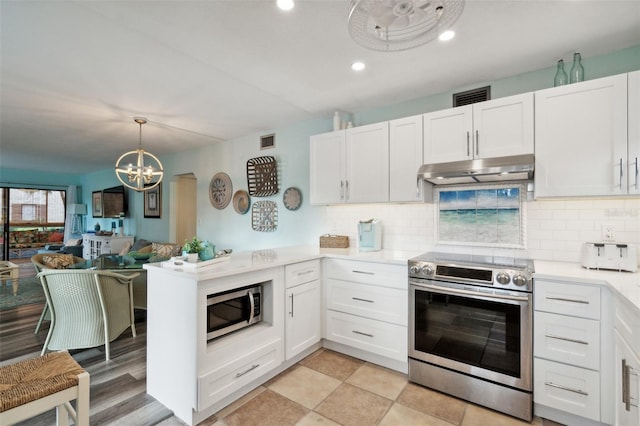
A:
0,276,45,310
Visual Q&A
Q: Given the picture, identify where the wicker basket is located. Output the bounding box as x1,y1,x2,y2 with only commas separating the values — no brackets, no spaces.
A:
319,234,349,248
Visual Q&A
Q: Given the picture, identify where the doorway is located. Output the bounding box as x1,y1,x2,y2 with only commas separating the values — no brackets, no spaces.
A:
172,174,197,246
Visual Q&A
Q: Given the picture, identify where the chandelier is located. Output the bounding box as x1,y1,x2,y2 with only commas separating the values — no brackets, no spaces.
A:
115,117,164,192
348,0,465,51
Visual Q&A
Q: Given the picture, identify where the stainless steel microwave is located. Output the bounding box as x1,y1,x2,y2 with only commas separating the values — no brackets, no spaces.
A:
206,284,262,341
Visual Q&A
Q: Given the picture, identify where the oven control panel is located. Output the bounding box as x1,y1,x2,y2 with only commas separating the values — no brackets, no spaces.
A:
409,260,533,292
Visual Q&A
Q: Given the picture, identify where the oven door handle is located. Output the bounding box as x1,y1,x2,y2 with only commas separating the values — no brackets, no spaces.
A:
247,290,255,324
416,283,530,302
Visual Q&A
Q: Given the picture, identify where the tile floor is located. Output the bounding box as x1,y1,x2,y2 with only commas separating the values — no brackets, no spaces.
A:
195,349,559,426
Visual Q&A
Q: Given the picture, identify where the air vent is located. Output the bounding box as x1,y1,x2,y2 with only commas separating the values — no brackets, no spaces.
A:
260,133,275,150
453,86,491,107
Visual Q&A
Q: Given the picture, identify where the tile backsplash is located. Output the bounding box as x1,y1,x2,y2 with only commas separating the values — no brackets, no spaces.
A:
323,197,640,263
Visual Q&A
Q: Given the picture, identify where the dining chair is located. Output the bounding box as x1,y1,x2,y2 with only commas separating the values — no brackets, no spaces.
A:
38,269,138,361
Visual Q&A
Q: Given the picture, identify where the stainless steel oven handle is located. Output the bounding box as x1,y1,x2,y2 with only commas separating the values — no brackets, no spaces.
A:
417,283,530,302
248,290,255,324
544,381,588,396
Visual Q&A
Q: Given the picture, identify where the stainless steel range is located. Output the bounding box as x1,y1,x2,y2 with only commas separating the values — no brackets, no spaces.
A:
408,252,534,421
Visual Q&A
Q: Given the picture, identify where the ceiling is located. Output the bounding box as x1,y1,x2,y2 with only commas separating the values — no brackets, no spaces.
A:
1,0,639,175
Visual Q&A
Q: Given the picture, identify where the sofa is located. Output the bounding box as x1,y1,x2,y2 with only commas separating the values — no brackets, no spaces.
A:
5,229,65,258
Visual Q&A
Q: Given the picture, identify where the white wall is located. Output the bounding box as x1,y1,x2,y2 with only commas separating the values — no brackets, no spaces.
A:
323,197,640,263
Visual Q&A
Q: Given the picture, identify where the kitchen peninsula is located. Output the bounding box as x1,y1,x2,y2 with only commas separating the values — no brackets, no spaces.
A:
144,246,640,426
143,245,417,426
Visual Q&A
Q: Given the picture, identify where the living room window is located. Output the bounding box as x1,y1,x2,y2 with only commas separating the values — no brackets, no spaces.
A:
1,187,67,260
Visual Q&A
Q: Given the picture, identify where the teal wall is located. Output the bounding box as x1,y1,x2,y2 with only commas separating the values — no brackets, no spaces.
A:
5,45,638,252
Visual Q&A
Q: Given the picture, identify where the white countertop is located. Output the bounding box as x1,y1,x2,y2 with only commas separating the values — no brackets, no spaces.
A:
144,245,421,280
534,259,640,311
144,246,640,312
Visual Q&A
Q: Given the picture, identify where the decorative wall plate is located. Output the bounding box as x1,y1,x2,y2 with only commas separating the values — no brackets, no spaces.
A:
283,187,302,211
232,190,250,215
209,172,232,209
251,201,278,232
247,156,278,196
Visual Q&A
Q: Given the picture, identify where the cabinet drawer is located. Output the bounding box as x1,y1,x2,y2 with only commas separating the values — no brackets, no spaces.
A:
324,259,406,290
615,295,640,357
325,310,407,362
534,311,600,370
534,358,600,421
285,260,320,289
197,339,282,410
326,278,407,326
534,280,600,319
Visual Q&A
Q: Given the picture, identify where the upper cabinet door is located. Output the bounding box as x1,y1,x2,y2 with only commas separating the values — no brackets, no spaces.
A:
310,130,345,205
535,74,628,197
389,115,423,202
345,122,389,203
472,92,534,158
629,70,640,195
423,105,472,164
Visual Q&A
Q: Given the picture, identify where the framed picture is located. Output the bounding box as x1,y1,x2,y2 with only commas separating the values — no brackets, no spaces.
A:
144,183,162,218
92,191,103,217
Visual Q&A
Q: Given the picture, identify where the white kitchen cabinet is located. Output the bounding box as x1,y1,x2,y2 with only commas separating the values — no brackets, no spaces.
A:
615,293,640,425
534,73,628,197
533,278,614,425
309,122,389,204
323,258,407,372
389,114,424,202
82,234,134,260
615,331,640,426
629,70,640,195
309,130,345,204
345,122,389,203
423,92,533,164
284,260,321,360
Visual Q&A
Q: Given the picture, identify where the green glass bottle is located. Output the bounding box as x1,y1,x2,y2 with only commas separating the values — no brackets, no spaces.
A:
553,59,568,87
570,52,584,83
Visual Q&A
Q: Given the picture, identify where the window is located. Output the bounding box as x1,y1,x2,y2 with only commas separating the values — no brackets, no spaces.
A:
436,183,526,248
8,188,66,227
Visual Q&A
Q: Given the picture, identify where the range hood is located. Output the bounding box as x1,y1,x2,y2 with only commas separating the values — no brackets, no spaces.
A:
418,154,535,185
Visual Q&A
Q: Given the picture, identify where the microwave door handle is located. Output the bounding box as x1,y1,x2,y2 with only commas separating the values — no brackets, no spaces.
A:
247,290,255,324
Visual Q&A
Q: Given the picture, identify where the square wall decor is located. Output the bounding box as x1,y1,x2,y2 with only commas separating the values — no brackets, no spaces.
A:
436,183,525,248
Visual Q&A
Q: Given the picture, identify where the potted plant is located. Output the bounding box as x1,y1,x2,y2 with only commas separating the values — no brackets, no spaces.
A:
183,237,202,263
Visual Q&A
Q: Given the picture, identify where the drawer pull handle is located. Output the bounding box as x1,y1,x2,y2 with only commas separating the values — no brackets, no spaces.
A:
352,330,374,338
352,297,374,303
352,270,375,275
544,381,588,396
544,334,589,345
545,296,589,304
236,364,260,378
297,270,315,276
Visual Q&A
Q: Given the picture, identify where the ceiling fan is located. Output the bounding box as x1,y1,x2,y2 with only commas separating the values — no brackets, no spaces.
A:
348,0,465,51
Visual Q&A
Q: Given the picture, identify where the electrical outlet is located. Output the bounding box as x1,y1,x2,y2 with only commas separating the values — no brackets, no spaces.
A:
602,224,615,241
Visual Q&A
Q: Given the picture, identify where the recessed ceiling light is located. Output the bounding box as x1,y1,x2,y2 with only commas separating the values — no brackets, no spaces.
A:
277,0,294,11
438,30,455,41
351,62,366,71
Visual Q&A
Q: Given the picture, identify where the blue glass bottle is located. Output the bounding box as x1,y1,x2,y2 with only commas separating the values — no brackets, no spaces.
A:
569,52,584,84
553,59,568,87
